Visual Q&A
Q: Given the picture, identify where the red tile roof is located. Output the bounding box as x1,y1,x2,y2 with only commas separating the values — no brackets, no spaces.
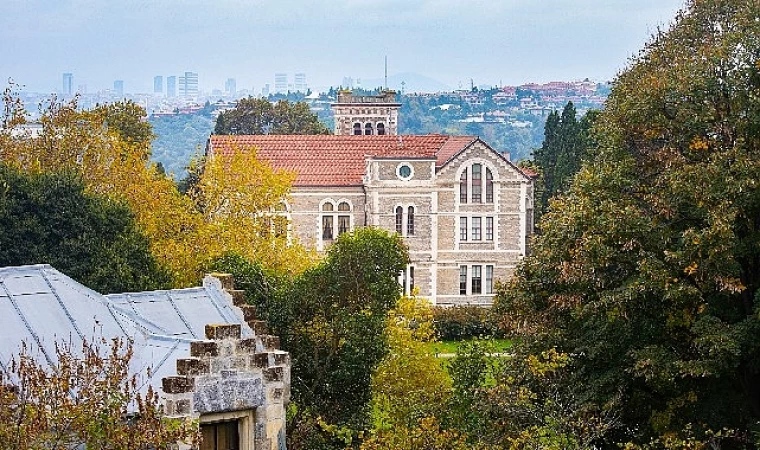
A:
208,135,479,186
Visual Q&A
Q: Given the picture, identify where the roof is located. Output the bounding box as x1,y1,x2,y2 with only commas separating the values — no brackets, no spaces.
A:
0,264,252,395
208,135,479,186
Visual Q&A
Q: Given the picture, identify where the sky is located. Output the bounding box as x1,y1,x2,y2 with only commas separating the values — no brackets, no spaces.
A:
1,0,686,94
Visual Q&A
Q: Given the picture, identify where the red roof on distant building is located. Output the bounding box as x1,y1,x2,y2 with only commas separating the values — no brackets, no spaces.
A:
207,134,531,186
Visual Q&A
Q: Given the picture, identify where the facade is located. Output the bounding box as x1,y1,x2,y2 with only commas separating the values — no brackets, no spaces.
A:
154,75,164,94
0,265,290,450
167,76,177,98
294,73,307,93
274,73,288,94
208,133,535,306
330,90,401,136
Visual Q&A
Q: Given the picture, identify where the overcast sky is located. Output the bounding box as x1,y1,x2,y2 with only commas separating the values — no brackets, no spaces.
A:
1,0,686,94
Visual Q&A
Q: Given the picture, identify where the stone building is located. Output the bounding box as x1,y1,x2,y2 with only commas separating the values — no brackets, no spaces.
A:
208,102,535,305
0,264,289,450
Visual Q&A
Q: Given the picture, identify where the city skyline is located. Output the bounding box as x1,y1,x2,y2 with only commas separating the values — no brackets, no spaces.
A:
2,0,685,93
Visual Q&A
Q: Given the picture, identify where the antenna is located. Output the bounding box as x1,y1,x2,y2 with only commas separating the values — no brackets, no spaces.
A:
384,56,388,90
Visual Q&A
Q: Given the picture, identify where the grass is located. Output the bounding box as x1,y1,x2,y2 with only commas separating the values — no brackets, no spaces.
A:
425,338,512,356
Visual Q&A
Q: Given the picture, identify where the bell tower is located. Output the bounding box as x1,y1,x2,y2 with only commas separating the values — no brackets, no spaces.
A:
331,90,401,136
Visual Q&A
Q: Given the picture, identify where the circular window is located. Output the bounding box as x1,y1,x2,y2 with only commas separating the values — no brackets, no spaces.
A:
397,163,414,180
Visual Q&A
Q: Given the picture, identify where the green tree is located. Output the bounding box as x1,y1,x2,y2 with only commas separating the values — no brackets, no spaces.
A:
496,0,760,445
0,164,171,293
214,97,330,135
90,100,155,151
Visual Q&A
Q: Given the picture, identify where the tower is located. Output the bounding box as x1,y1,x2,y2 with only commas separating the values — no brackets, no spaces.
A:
166,76,177,97
330,90,401,136
154,76,163,94
62,73,73,96
113,80,124,96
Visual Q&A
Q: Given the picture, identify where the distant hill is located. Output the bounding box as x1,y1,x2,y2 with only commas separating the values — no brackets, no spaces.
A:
361,72,451,94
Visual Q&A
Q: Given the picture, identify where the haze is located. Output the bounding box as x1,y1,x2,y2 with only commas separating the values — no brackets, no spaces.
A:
1,0,685,93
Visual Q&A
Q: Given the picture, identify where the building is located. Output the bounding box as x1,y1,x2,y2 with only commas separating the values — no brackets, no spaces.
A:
167,76,177,98
62,72,73,96
330,90,400,136
0,264,290,450
154,75,164,94
179,71,199,97
225,78,237,97
113,80,124,96
274,73,288,94
294,73,307,93
208,93,535,306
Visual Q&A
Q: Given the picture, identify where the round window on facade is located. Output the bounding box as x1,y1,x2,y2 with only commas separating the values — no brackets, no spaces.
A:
397,163,414,180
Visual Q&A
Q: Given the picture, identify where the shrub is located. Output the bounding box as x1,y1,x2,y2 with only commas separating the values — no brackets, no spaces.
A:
432,305,503,341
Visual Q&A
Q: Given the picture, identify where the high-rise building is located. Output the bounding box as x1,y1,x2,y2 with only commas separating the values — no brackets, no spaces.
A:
261,84,270,97
166,76,177,98
154,76,163,94
225,78,237,96
274,73,288,94
294,73,307,93
179,71,199,97
62,73,73,96
113,80,124,96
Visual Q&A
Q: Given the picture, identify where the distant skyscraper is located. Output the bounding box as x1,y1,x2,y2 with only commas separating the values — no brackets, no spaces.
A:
262,84,270,97
62,73,73,96
179,71,199,97
274,73,288,94
154,76,163,94
166,76,177,98
225,78,237,96
113,80,124,96
294,73,307,93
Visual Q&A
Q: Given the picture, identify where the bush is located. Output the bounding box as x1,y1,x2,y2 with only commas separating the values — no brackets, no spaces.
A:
431,305,502,341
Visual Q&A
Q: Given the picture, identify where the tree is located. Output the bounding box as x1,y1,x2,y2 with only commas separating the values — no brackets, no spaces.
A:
496,0,760,445
0,338,198,450
0,164,170,293
214,97,330,135
90,100,155,152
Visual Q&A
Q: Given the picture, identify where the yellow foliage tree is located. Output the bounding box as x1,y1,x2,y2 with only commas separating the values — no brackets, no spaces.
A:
1,87,311,286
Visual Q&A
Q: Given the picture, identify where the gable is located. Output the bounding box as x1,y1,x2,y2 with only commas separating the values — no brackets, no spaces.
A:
436,138,532,182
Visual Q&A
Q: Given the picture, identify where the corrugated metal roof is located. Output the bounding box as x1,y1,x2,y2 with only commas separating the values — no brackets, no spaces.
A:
0,264,252,396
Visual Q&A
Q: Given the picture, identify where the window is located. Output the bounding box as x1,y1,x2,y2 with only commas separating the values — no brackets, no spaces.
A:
397,164,413,180
337,202,350,236
472,265,482,294
409,266,415,293
377,123,386,135
485,168,494,203
365,123,373,135
201,421,240,450
353,122,362,135
471,164,482,203
485,265,494,294
407,206,415,235
395,206,403,234
459,266,467,295
460,217,468,241
322,201,351,241
399,265,415,295
486,217,494,241
459,170,468,203
472,217,482,240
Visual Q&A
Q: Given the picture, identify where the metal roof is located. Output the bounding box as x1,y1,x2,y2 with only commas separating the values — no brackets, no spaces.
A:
0,264,252,394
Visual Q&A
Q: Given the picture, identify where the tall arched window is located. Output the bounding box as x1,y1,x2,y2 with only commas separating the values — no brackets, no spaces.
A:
365,123,374,135
407,206,415,235
485,168,494,203
459,170,468,203
337,201,351,236
377,123,386,135
395,206,403,234
322,202,334,240
471,164,482,203
353,123,362,135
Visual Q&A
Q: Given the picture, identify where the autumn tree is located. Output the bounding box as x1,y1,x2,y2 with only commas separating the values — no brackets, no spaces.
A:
0,338,198,450
0,164,170,293
496,0,760,445
214,97,330,135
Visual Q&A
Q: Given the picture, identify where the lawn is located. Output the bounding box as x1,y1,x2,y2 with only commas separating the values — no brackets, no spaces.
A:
425,338,512,357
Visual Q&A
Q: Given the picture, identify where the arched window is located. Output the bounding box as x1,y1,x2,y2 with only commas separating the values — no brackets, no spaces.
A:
485,168,494,203
395,206,403,234
353,123,362,135
337,202,351,236
459,170,468,203
407,206,415,235
471,164,482,203
365,123,373,135
376,123,386,135
321,202,334,240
